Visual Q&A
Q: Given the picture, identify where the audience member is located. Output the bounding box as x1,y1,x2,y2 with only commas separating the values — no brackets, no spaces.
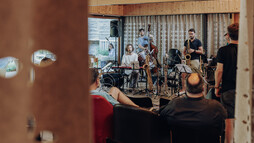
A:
215,23,239,143
160,73,227,133
90,68,138,107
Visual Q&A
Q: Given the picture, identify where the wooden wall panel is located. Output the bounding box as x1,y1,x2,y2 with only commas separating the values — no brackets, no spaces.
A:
89,0,214,6
123,0,240,16
231,13,240,24
89,5,123,16
0,0,31,143
31,0,92,143
234,13,240,23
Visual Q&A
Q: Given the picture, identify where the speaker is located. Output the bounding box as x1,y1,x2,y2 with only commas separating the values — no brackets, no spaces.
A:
110,20,119,37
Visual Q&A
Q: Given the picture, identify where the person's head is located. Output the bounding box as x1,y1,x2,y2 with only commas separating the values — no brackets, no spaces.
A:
125,44,134,53
186,73,203,94
108,43,114,51
227,23,239,41
90,68,100,88
188,28,196,40
139,28,145,36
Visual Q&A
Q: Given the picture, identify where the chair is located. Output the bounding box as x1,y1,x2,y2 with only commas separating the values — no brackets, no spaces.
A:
159,98,171,108
92,95,114,143
206,66,216,93
113,104,170,143
171,125,222,143
128,96,153,108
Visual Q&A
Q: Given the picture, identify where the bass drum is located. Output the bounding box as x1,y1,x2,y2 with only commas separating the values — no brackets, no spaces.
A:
102,73,124,88
168,49,182,67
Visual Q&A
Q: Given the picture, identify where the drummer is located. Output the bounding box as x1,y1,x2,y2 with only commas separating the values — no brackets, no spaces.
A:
121,44,139,89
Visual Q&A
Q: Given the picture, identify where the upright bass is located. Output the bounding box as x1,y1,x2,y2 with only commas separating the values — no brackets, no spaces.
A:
148,24,161,74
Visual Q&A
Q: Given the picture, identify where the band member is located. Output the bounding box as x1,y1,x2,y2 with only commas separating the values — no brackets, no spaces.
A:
180,28,203,93
121,44,139,88
215,23,239,143
108,43,115,57
138,28,150,52
183,28,204,69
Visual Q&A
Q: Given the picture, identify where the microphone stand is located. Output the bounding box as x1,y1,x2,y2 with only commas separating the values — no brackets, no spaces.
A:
115,37,117,67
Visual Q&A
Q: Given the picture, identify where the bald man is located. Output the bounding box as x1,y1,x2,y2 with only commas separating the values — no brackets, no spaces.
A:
160,73,227,138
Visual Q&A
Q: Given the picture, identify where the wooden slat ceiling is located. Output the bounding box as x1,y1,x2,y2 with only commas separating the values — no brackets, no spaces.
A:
89,0,214,6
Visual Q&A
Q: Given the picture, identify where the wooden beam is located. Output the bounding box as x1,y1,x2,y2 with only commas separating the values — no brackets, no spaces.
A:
89,5,123,16
89,0,240,16
89,0,213,6
234,0,253,142
123,0,240,16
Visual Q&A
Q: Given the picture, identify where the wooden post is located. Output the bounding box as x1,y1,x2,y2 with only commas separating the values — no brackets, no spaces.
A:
0,0,31,142
30,1,92,143
234,0,253,142
0,0,92,143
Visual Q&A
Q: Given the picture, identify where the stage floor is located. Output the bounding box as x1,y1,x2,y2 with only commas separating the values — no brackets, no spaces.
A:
122,81,179,110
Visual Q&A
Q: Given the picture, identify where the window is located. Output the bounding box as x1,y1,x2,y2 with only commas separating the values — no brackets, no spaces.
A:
88,18,119,68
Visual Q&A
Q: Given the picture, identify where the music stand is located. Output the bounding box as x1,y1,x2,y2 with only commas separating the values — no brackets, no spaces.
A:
173,64,192,96
175,64,192,74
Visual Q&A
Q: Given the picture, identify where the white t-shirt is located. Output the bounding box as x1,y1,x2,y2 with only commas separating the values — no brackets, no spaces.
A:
121,52,139,75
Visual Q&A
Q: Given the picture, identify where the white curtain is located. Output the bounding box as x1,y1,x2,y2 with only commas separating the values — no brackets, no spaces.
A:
124,14,231,63
207,14,231,57
124,15,203,64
